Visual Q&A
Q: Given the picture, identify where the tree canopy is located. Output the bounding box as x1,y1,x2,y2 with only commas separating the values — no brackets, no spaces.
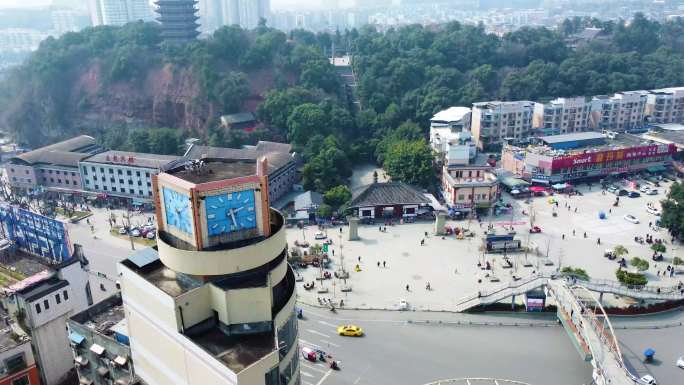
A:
660,182,684,240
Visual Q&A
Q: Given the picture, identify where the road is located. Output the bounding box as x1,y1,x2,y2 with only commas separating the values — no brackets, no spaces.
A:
297,305,593,385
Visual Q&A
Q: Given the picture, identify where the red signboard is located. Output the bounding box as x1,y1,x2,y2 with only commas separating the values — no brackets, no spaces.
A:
551,144,676,169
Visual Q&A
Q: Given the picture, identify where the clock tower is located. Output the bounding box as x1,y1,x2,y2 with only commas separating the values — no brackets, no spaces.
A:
153,157,271,251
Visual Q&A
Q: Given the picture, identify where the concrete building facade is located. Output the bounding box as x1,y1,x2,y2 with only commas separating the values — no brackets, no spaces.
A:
533,97,591,134
0,311,40,385
88,0,153,26
68,294,143,385
79,151,180,202
118,157,299,385
589,91,648,132
470,101,534,150
5,136,102,193
646,87,684,124
3,250,93,385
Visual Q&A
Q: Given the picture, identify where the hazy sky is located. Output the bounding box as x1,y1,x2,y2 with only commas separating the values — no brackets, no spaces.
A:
0,0,353,10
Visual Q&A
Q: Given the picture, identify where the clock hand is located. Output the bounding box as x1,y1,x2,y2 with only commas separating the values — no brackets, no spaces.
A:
233,206,244,213
229,208,237,228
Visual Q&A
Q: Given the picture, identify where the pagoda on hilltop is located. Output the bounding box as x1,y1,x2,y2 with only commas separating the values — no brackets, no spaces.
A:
154,0,200,43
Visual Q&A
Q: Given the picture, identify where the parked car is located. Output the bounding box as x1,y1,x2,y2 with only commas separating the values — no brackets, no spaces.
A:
616,189,629,196
639,185,651,193
639,374,657,385
529,226,542,233
398,299,409,311
646,206,661,216
676,356,684,369
314,231,327,240
118,227,127,235
628,191,641,198
646,189,658,195
607,186,618,193
623,214,639,224
145,231,156,240
131,228,141,237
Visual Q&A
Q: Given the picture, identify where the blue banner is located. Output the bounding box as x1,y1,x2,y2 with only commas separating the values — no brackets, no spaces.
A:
0,205,72,263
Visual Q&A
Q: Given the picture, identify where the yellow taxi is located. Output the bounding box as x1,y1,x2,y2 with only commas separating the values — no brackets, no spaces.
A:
337,325,363,337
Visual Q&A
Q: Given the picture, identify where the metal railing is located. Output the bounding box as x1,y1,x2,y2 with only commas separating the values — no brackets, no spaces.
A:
569,276,684,300
454,274,549,312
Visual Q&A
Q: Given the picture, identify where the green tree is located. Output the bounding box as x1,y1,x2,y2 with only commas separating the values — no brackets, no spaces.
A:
383,139,434,188
660,182,684,240
650,243,666,254
629,257,650,272
287,103,328,147
128,130,150,153
616,269,648,286
212,71,249,113
324,185,352,209
148,128,179,155
316,203,333,219
613,245,629,258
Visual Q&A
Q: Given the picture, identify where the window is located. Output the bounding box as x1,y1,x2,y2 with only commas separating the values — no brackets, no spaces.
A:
138,190,143,196
119,179,124,184
145,172,150,177
35,303,41,313
112,187,117,192
86,180,90,185
55,170,60,175
50,178,54,183
11,376,29,385
57,179,61,184
137,181,142,186
101,176,105,182
24,170,29,174
100,167,104,173
48,170,53,174
94,185,99,190
147,182,151,187
126,170,132,176
109,168,114,174
55,293,61,304
43,299,49,310
103,186,108,191
129,189,134,194
63,290,69,300
136,171,140,177
128,180,133,185
5,354,27,375
82,167,88,175
65,180,69,185
110,178,115,183
91,166,96,172
118,169,123,175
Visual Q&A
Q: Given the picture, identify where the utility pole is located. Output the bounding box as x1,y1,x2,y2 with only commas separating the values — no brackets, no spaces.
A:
123,209,135,251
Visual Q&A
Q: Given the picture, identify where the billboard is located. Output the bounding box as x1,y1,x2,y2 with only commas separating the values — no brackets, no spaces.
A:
550,143,676,169
0,205,72,263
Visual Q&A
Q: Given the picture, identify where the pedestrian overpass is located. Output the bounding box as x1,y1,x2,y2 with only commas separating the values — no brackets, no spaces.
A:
453,276,684,384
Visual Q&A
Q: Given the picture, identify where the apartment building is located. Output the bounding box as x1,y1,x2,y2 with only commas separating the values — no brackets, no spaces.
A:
470,101,534,150
79,151,180,202
646,87,684,124
429,107,472,158
589,91,648,132
88,0,153,26
2,248,92,385
118,157,299,385
0,309,40,385
533,97,591,134
68,294,144,385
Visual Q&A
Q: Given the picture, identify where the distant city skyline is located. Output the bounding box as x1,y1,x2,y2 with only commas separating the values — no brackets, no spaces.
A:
0,0,357,10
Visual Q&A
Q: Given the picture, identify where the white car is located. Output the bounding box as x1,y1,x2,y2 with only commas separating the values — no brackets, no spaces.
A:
640,185,651,193
131,228,141,237
639,374,657,385
314,232,326,240
623,214,639,224
646,206,661,216
398,299,409,311
145,231,156,240
118,227,127,235
646,189,658,195
677,356,684,369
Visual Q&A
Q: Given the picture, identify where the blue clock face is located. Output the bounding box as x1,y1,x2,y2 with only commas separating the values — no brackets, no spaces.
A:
162,187,192,234
205,190,257,236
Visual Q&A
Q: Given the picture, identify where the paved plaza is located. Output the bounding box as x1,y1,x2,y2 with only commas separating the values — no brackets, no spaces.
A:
291,180,684,311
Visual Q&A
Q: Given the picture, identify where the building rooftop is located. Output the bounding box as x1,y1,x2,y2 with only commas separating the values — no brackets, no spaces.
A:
15,276,68,302
70,294,126,338
11,135,100,166
539,132,605,144
522,133,657,158
349,182,431,209
430,107,471,123
294,191,322,211
184,142,294,175
121,248,203,297
83,151,180,169
167,159,258,184
473,100,534,109
220,112,256,125
187,326,275,374
642,130,684,147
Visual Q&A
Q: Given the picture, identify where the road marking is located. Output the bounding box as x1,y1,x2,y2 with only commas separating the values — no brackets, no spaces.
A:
318,320,338,327
319,340,341,348
301,371,315,378
304,382,314,385
306,329,331,338
315,369,333,385
301,362,328,374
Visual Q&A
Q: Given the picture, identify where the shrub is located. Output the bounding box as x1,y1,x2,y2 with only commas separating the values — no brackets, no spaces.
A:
673,257,683,266
629,257,649,271
616,269,648,286
561,266,589,281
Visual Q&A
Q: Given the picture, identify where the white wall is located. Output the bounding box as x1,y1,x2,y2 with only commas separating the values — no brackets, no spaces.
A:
32,314,73,385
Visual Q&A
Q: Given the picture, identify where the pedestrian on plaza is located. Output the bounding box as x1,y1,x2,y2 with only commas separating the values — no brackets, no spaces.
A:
406,284,410,292
421,239,425,246
657,271,660,277
574,207,577,213
425,282,431,291
332,250,335,256
568,206,571,211
671,269,675,278
649,222,652,228
379,226,382,232
583,232,587,238
424,231,428,237
597,238,601,245
358,256,361,262
383,261,386,268
573,229,576,236
562,234,565,240
609,208,612,214
377,261,380,267
340,227,342,233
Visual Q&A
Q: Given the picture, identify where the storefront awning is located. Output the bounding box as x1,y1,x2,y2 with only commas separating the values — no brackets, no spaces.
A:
529,186,546,193
69,332,85,345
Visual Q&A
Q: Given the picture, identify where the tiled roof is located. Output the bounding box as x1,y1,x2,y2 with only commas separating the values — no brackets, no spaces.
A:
185,143,294,174
82,151,180,169
15,135,97,165
348,182,430,209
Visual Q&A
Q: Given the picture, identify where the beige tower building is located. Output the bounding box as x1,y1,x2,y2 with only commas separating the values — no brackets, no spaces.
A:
118,157,300,385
